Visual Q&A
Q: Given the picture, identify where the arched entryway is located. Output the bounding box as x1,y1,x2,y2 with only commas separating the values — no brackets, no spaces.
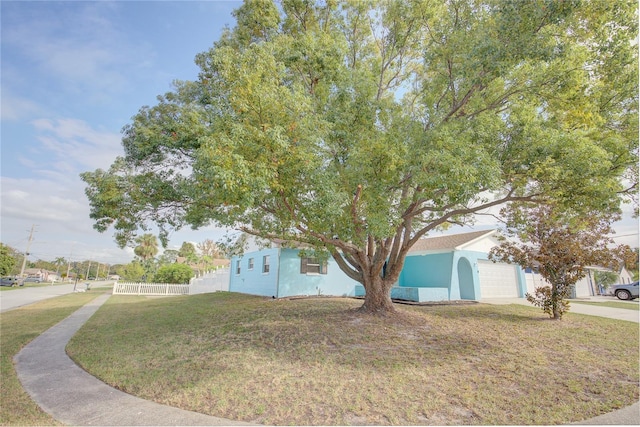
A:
458,258,475,300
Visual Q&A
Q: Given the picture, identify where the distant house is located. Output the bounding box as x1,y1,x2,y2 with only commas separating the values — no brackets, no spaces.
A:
526,265,635,297
23,268,59,282
229,230,530,302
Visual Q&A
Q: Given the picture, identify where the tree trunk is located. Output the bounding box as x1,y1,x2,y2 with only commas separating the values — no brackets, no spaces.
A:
551,284,563,320
359,274,395,314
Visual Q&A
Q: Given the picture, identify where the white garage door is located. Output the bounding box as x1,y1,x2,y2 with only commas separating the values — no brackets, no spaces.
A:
478,260,519,298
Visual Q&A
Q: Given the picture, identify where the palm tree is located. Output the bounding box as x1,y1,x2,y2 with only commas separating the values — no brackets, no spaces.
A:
134,234,159,261
54,257,66,275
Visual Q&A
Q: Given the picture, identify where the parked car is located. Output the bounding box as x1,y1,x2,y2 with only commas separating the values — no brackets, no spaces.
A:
0,277,22,287
24,277,42,283
610,281,639,300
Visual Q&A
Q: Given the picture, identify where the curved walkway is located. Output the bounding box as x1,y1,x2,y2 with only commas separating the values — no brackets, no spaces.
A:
14,293,252,426
13,294,639,425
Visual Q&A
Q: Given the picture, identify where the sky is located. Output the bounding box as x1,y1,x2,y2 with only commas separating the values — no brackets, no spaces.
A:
1,1,241,265
1,1,638,267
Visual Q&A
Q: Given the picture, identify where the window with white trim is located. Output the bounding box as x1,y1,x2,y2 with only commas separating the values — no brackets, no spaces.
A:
236,260,241,275
248,258,254,270
263,255,270,273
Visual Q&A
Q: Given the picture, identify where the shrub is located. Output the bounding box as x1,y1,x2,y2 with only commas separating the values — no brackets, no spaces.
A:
526,286,571,319
153,263,194,284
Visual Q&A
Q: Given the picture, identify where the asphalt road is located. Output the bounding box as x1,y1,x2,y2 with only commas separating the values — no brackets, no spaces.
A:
0,281,113,312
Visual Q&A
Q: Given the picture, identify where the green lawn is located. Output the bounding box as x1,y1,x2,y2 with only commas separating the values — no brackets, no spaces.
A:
67,293,639,426
572,300,640,310
0,281,78,291
0,291,104,425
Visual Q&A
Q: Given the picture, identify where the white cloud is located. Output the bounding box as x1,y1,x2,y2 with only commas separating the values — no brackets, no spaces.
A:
31,118,123,172
0,116,131,263
0,174,134,264
0,93,46,122
2,2,155,103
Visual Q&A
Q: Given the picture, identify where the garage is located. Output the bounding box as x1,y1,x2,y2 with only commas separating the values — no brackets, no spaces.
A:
478,260,520,298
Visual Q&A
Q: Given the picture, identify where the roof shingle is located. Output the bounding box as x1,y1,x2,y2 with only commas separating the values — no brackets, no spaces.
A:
409,229,495,253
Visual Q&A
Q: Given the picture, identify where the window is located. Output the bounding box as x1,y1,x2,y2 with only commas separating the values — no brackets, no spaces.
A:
300,257,327,275
236,260,241,275
263,255,270,273
248,258,254,270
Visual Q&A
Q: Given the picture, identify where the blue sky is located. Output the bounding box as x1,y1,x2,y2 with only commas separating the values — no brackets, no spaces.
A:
2,1,240,264
1,1,637,266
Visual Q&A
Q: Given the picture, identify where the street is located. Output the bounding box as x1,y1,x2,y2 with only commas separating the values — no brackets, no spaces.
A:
0,281,113,313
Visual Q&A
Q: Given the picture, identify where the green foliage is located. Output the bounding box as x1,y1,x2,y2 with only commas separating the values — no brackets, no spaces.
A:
178,242,197,260
116,261,146,282
594,271,620,290
0,244,16,276
153,263,194,284
157,249,179,266
491,204,625,319
82,0,638,312
526,286,571,320
134,234,159,261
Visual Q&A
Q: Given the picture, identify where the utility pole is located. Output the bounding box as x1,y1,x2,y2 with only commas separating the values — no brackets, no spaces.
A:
18,224,36,279
66,246,74,281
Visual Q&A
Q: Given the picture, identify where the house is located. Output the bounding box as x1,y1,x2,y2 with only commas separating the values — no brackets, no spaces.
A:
374,229,527,302
229,230,529,302
526,265,635,297
229,238,360,298
23,268,60,282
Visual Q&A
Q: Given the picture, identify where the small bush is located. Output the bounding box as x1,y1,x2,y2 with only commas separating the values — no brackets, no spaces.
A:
526,285,571,319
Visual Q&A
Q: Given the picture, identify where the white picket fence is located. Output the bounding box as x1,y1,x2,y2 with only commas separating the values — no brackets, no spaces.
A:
112,268,230,296
112,282,190,296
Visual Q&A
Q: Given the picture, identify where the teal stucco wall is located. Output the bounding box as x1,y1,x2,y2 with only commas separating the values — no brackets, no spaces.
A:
396,250,527,301
400,252,453,287
229,248,279,297
277,249,360,297
230,247,526,302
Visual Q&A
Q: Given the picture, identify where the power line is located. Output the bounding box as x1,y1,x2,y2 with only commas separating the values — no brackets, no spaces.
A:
611,233,639,238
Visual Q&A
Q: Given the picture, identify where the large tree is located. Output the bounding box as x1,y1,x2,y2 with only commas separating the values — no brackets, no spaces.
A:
81,0,638,313
197,239,224,259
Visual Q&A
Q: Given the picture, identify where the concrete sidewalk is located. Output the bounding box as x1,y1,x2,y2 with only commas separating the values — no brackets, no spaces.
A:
14,293,253,426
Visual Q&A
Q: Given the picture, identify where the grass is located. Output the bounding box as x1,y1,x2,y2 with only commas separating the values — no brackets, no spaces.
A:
0,283,56,291
571,300,639,310
67,293,639,426
0,290,104,425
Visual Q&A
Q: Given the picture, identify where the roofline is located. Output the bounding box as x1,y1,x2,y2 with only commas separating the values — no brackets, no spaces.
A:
454,229,497,250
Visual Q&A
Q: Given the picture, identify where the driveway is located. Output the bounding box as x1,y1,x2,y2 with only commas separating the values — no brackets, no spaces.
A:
481,296,640,323
0,281,113,313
